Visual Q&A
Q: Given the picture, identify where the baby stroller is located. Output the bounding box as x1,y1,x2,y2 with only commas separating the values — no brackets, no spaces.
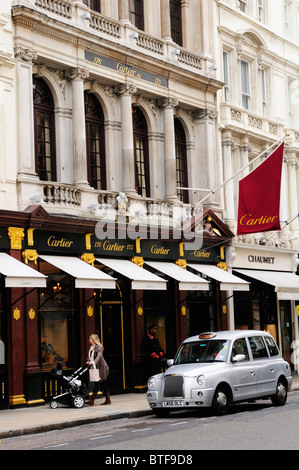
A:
49,363,91,409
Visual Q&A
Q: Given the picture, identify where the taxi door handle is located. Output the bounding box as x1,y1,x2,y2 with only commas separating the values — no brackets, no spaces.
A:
250,371,255,376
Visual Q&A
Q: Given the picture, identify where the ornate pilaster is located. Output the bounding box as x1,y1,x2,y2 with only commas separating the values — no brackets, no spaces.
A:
15,47,38,180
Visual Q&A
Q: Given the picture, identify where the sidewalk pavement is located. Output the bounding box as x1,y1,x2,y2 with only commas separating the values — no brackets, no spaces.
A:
1,375,299,440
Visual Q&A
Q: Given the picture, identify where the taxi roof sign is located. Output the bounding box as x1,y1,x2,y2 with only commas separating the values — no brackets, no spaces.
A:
199,333,217,339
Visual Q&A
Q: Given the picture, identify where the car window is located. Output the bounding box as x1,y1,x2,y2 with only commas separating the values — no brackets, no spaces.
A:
231,338,249,361
174,340,231,364
248,336,268,359
264,336,279,356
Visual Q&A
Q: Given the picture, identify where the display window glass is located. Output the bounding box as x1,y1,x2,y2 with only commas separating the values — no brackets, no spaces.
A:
39,261,76,370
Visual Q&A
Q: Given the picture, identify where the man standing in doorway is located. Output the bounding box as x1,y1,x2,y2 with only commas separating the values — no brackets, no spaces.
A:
143,324,164,379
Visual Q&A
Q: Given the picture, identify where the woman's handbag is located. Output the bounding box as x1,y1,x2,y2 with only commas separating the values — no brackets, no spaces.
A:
89,368,100,382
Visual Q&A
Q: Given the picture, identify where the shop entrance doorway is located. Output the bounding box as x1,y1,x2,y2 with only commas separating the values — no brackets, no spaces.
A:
97,286,125,393
279,300,293,369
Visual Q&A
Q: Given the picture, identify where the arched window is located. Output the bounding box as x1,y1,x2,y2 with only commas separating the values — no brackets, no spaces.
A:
33,77,57,181
85,93,106,190
170,0,182,46
132,107,150,197
175,118,188,203
130,0,144,30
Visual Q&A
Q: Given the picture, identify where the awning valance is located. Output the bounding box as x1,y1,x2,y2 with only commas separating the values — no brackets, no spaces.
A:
39,255,115,289
0,253,47,288
189,264,250,291
234,269,299,300
145,261,210,291
96,258,167,290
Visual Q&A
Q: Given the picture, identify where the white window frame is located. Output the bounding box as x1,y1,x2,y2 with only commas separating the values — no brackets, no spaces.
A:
238,0,248,13
223,51,230,102
241,60,251,110
260,68,267,116
284,2,290,37
288,79,294,127
257,0,264,22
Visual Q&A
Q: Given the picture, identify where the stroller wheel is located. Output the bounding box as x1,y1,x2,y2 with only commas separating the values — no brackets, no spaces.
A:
50,400,58,409
73,395,85,408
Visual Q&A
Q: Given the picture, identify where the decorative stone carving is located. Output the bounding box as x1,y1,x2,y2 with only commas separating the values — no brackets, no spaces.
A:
65,67,89,81
14,46,37,62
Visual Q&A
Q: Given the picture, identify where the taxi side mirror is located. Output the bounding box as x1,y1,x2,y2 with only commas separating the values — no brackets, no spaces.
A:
166,359,174,367
232,354,246,363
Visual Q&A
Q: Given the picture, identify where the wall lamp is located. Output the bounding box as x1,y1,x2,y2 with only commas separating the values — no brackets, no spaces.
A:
81,12,91,20
130,32,139,39
172,48,181,56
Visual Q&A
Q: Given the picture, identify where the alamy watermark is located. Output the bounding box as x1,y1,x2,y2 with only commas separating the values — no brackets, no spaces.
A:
94,193,205,250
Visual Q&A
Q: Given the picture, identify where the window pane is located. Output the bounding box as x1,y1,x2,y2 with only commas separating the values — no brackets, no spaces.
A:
170,0,182,46
39,262,75,371
130,0,144,30
85,93,106,190
83,0,101,12
33,78,56,181
175,119,188,203
133,107,149,197
232,338,249,360
265,336,279,357
249,336,269,359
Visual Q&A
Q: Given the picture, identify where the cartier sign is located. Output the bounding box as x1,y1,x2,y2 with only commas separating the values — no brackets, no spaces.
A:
85,51,168,88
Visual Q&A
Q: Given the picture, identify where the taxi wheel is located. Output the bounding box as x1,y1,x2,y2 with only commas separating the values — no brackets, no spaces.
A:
271,379,287,406
212,386,231,416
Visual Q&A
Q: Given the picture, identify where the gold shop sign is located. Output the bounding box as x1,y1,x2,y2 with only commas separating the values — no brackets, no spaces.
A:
85,51,168,88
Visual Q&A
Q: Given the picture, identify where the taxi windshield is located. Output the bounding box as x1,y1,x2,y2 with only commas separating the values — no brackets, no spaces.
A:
174,339,231,364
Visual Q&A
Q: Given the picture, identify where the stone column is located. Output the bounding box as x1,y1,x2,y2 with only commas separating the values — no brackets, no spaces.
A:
240,141,251,178
118,0,130,22
160,97,179,201
116,83,137,195
161,0,172,41
222,136,235,223
66,67,89,187
193,108,218,208
14,46,38,179
181,0,191,49
287,154,299,231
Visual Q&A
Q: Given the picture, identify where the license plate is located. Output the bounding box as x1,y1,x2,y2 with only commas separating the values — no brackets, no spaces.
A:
162,400,184,407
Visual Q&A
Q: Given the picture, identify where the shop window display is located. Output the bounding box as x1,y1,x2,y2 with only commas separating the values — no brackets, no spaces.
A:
39,261,75,370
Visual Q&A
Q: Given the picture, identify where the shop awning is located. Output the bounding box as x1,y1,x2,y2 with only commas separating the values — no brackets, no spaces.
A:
96,258,167,290
39,255,116,289
145,261,210,291
189,264,250,291
234,269,299,300
0,252,47,288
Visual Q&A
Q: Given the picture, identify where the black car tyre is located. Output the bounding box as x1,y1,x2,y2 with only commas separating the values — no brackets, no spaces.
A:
271,379,287,406
212,386,231,415
50,400,58,409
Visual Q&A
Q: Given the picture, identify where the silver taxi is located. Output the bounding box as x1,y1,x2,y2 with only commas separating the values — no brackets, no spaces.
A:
146,330,292,416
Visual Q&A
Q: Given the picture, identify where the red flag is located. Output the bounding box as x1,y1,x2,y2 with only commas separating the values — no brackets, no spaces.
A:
237,142,284,235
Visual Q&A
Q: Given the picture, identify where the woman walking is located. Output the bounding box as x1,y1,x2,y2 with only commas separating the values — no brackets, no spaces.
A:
87,334,111,406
